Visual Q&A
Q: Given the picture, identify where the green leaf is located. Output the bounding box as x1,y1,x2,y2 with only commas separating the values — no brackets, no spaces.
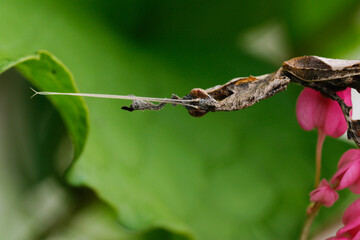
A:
0,50,88,160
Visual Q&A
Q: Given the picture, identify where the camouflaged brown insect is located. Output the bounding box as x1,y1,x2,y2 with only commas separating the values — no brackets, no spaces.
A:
33,56,360,148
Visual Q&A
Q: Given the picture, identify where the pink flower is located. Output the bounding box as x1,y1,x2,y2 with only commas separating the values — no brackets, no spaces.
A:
331,199,360,240
296,88,352,137
331,149,360,194
309,179,339,207
342,199,360,226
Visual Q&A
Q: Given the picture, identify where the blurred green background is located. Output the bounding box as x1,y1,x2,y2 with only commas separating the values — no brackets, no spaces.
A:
1,0,360,239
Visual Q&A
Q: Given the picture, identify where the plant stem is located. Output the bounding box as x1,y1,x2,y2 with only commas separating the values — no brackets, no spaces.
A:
300,203,322,240
300,130,326,240
315,130,326,187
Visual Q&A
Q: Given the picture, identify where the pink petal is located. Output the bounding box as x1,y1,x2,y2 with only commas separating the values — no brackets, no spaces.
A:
337,220,360,238
319,178,330,187
343,199,360,225
336,161,360,191
331,150,360,191
323,88,352,137
349,177,360,194
296,88,321,131
338,149,360,169
338,88,353,107
331,169,348,188
296,88,352,137
309,179,339,207
353,230,360,240
323,98,347,137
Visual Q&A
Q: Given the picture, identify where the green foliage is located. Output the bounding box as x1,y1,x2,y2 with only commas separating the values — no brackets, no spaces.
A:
1,0,360,239
0,51,88,160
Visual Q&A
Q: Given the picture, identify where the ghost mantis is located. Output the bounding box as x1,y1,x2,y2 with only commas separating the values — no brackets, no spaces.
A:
32,56,360,147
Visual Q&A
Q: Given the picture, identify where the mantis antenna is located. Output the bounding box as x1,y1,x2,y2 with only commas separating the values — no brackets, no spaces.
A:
30,87,200,109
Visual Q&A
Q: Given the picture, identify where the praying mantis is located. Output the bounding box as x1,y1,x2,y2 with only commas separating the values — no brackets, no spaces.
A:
32,56,360,147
